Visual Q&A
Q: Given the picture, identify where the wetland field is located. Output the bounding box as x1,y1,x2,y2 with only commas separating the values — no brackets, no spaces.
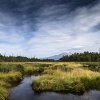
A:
0,62,100,100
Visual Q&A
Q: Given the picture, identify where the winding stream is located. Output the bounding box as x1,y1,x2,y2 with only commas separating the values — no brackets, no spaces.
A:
9,76,100,100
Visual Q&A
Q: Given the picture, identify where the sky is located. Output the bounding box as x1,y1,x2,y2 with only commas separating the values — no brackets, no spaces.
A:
0,0,100,58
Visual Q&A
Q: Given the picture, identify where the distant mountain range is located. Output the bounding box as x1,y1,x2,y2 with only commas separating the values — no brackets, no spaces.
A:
44,52,72,60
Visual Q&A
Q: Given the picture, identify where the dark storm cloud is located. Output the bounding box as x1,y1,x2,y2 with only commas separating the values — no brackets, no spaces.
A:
0,0,98,32
0,0,98,22
92,23,100,32
2,1,100,32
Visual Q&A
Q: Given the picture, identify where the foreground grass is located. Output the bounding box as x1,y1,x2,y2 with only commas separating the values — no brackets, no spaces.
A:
0,62,51,100
0,71,22,100
0,62,100,100
32,62,100,93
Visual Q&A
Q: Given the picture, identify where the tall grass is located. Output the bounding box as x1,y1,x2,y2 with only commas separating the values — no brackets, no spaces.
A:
0,64,24,73
32,62,100,93
81,62,100,72
0,71,22,100
0,71,22,85
24,66,42,75
0,64,23,100
0,62,100,100
0,86,8,100
23,63,52,75
0,62,51,100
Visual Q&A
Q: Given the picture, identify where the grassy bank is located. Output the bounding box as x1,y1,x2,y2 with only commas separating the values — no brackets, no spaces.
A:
32,62,100,93
0,71,22,100
0,62,51,100
0,64,24,100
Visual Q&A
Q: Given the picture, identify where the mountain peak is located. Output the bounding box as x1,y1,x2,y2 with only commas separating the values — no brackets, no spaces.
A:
44,52,71,60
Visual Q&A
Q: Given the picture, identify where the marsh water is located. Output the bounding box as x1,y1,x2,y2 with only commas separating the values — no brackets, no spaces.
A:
9,76,100,100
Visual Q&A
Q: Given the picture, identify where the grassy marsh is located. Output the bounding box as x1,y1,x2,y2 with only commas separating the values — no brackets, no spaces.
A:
0,62,51,100
0,62,100,100
32,62,100,93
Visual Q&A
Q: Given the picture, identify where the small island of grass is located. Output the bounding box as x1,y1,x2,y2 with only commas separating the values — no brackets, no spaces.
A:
32,62,100,93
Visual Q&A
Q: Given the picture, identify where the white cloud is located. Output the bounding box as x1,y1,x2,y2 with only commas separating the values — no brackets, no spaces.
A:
26,2,100,57
0,2,100,58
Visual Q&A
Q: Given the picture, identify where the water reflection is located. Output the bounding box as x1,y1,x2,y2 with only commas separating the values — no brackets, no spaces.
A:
9,76,100,100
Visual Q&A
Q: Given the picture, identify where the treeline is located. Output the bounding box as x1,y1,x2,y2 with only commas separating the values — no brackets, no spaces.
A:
0,54,54,62
59,52,100,62
0,51,100,62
